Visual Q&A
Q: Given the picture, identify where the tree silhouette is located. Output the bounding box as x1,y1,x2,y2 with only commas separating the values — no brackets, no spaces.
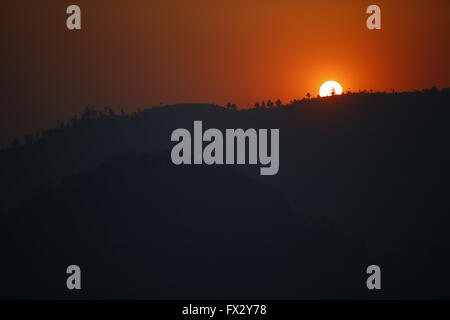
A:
25,135,33,146
254,102,260,109
267,99,274,109
81,106,97,120
261,101,266,109
70,115,79,128
275,99,282,108
11,138,20,149
104,107,115,116
330,87,336,96
306,93,311,100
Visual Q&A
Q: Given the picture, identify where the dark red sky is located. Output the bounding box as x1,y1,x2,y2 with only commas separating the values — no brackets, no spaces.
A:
1,0,450,147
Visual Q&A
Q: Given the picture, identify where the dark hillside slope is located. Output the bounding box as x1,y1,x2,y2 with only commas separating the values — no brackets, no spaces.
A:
1,152,367,299
1,90,450,298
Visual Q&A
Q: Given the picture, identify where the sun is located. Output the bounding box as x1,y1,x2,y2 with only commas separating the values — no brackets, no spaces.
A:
319,81,343,97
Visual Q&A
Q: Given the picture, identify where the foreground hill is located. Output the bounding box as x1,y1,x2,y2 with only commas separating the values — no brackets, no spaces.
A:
1,152,367,299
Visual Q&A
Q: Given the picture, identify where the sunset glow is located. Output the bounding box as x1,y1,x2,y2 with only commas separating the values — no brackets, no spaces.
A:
1,0,450,147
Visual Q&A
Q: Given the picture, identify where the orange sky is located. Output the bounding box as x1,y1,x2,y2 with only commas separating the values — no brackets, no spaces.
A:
1,0,450,145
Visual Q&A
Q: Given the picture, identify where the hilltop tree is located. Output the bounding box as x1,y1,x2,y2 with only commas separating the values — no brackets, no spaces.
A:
104,106,115,116
25,135,33,146
306,93,311,100
261,101,266,109
275,99,282,108
11,138,20,149
81,106,97,120
254,102,260,109
267,99,274,108
70,115,79,128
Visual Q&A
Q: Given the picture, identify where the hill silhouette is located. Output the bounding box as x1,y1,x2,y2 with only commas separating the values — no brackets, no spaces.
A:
1,152,367,299
1,89,450,298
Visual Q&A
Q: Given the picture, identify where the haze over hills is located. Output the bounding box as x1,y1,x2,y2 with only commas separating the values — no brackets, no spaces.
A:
1,89,450,298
